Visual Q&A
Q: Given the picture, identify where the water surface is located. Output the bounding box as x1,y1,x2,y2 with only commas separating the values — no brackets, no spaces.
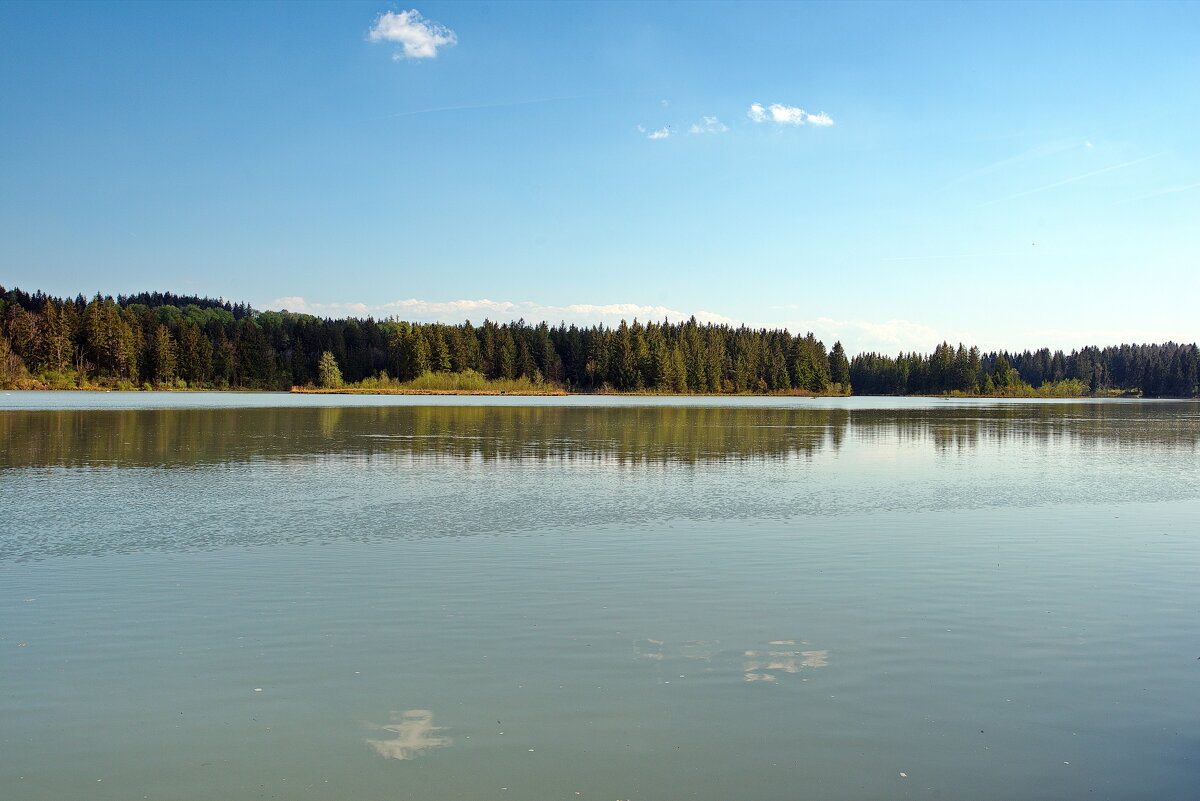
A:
2,395,1198,800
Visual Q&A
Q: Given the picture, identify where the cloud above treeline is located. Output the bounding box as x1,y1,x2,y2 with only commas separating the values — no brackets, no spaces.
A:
748,103,834,126
270,298,1033,357
797,316,947,353
369,9,457,59
640,103,831,141
269,296,738,327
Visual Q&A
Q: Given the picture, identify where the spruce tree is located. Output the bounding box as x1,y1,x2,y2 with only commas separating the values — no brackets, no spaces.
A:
829,341,851,393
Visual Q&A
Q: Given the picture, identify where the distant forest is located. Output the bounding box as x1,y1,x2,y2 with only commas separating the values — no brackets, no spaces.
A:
1,286,1197,397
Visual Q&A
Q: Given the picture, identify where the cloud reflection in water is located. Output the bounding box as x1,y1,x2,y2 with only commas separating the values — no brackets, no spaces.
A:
367,709,451,760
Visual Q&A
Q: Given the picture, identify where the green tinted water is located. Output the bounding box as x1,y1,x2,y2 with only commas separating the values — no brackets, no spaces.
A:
2,394,1198,800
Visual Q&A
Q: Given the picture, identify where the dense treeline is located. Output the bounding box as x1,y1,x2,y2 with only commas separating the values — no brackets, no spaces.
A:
1,286,1196,396
0,286,848,394
850,341,1199,398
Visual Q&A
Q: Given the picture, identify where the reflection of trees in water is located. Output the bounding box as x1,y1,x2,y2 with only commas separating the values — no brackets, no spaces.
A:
2,402,1197,469
858,403,1200,452
0,400,1195,470
0,406,846,468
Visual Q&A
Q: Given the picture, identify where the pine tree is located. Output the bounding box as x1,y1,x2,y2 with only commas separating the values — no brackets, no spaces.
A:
992,353,1011,389
429,328,452,373
234,319,272,387
829,341,851,393
40,300,71,373
408,328,432,377
176,320,211,385
211,325,234,386
496,327,516,379
149,324,178,385
112,307,141,381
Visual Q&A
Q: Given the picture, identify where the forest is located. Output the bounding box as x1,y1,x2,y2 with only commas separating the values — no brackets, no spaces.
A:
1,286,1197,397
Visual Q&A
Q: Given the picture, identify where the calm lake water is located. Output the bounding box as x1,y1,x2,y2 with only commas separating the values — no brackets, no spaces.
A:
2,392,1199,800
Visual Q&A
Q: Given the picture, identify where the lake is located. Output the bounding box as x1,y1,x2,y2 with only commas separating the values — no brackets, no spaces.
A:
2,392,1199,800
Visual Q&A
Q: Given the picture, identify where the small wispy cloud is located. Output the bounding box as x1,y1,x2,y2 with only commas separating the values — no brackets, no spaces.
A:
977,153,1161,207
878,250,1032,262
939,139,1085,191
369,9,457,60
645,126,671,140
269,297,738,327
689,116,728,135
1115,180,1200,205
748,103,833,126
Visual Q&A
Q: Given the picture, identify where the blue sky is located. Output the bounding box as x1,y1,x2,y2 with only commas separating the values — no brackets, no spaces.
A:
1,0,1197,354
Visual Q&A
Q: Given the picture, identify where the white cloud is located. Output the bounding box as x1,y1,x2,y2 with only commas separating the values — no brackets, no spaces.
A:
689,116,728,135
269,297,738,327
369,9,457,60
767,104,806,124
646,127,671,140
748,102,834,127
273,296,309,311
790,316,957,356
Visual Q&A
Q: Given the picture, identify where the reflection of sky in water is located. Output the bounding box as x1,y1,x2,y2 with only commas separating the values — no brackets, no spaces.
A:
2,401,1198,561
744,646,830,681
635,639,830,683
634,639,723,662
366,710,451,760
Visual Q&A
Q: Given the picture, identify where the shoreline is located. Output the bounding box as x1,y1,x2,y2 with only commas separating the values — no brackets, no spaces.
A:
291,386,569,396
1,385,1147,399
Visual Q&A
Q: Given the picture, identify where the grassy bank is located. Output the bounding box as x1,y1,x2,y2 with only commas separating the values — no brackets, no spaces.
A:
0,370,1108,399
2,371,192,392
943,378,1095,399
293,370,567,396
